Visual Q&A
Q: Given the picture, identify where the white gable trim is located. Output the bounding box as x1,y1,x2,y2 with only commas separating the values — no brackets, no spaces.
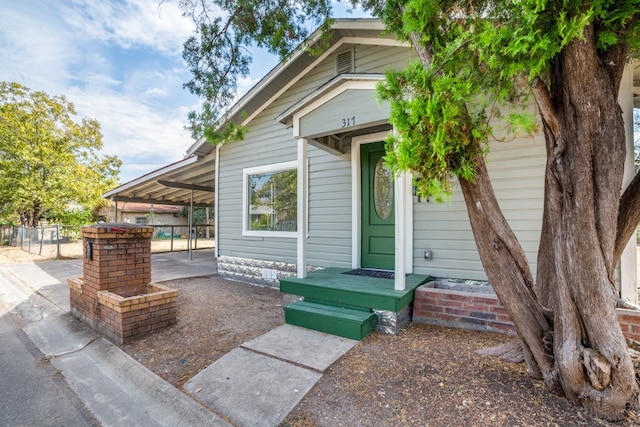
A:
240,37,405,127
291,78,385,139
277,74,385,125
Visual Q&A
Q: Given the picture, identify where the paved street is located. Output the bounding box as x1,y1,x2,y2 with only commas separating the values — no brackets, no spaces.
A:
0,268,98,426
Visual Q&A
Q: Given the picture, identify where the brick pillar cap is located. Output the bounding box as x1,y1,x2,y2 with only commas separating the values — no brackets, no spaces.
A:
81,223,154,233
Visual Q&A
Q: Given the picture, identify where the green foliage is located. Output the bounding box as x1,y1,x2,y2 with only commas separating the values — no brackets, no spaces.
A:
179,0,640,199
179,0,333,141
378,60,490,201
371,0,639,199
54,208,94,226
181,206,214,225
0,82,121,226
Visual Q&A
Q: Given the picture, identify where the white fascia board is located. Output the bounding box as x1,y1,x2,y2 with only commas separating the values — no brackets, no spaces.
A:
219,30,405,131
277,74,385,125
290,79,383,138
186,137,210,157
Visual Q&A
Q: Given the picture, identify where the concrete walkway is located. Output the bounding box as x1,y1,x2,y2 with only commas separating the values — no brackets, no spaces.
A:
0,250,358,426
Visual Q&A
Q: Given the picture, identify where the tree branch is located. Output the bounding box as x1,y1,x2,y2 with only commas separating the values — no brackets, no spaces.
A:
398,4,432,70
614,170,640,263
531,77,559,141
600,16,634,95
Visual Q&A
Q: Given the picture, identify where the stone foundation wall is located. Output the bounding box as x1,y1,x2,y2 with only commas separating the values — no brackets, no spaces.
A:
374,305,412,335
217,255,297,287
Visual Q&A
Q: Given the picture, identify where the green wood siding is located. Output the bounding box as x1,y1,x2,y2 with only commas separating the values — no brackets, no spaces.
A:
412,131,546,281
298,89,389,138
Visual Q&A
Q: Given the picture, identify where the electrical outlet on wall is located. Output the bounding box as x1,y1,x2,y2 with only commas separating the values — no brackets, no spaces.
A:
261,268,278,279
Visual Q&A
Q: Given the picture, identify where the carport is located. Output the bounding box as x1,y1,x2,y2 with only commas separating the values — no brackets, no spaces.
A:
103,140,216,259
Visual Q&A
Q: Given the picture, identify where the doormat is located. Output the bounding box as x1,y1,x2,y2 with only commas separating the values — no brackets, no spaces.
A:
343,269,394,280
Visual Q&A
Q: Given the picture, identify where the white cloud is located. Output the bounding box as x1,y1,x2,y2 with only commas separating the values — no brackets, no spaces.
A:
67,86,195,181
0,2,77,91
0,0,200,184
60,0,194,56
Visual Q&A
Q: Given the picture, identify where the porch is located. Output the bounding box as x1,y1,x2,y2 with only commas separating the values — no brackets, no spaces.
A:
280,267,431,340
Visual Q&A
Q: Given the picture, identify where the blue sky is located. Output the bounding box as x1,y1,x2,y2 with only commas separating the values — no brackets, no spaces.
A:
0,0,369,184
0,0,207,183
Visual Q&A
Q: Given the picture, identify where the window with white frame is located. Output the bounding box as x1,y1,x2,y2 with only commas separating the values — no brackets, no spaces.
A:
243,161,297,236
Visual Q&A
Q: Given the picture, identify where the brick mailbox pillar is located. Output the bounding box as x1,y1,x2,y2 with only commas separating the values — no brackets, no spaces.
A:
68,223,177,344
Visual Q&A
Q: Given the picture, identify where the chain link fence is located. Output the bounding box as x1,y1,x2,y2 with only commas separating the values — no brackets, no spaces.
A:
1,224,214,259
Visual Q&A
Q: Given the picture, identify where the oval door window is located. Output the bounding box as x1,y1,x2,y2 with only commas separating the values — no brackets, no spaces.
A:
374,158,393,219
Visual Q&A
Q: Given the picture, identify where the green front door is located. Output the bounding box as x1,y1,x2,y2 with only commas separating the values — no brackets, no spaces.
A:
361,142,395,270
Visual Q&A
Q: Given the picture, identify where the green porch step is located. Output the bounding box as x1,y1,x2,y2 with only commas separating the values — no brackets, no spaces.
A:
280,268,429,312
284,300,377,341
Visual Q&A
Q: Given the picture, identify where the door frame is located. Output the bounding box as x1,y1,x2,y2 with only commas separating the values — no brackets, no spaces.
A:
351,132,413,283
360,140,395,270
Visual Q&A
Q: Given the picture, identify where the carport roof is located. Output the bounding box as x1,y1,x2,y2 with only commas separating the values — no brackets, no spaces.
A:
103,151,215,207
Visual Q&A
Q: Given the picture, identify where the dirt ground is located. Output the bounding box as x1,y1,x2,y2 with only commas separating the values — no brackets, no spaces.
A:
121,276,284,388
0,246,637,426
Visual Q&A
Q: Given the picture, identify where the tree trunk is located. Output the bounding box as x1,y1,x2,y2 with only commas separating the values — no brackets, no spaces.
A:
532,25,638,420
459,24,639,421
31,202,41,228
459,158,560,391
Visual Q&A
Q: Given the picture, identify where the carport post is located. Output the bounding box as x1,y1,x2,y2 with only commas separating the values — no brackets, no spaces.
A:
188,189,193,260
113,200,118,222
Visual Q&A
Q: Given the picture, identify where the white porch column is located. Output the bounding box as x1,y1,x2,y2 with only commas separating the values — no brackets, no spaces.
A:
618,63,637,303
214,143,221,258
394,170,411,290
297,138,308,278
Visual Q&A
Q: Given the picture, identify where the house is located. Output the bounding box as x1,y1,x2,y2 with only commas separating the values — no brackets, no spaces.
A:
101,202,184,226
104,19,639,340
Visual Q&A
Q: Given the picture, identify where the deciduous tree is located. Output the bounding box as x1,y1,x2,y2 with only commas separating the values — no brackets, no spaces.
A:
177,0,640,420
0,82,121,226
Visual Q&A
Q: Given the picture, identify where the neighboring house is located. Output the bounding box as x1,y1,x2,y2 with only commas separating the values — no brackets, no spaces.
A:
104,19,639,340
100,202,186,227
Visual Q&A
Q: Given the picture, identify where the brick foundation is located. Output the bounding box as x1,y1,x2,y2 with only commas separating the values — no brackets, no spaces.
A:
68,223,178,344
413,282,640,342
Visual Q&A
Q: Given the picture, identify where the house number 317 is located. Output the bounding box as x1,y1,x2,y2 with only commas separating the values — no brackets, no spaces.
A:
341,116,356,128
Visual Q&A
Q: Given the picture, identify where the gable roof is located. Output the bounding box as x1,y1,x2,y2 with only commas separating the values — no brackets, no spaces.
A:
103,19,391,205
186,18,391,158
